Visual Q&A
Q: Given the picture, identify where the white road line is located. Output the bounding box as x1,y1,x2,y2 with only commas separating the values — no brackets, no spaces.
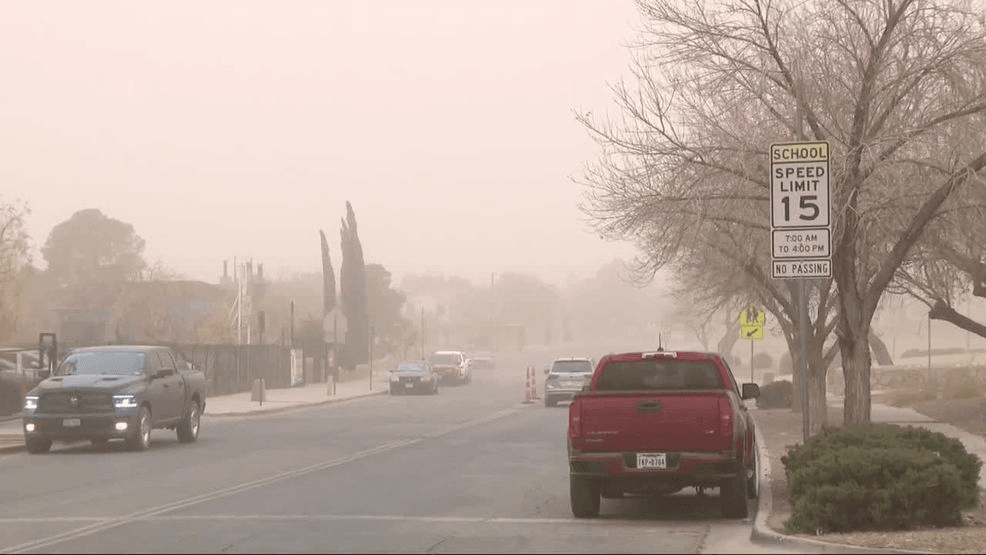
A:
0,407,520,554
0,517,105,523
142,514,635,525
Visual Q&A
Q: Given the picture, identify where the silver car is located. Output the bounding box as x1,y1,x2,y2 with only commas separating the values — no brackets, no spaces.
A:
543,357,595,407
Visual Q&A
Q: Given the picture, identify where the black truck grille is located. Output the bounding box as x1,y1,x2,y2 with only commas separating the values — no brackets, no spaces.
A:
39,392,114,414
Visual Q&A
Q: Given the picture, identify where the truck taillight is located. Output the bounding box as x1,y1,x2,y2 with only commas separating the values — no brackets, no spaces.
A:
568,397,583,439
718,395,733,441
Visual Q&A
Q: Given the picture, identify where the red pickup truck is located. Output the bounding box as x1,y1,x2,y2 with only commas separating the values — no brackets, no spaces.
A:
567,349,761,518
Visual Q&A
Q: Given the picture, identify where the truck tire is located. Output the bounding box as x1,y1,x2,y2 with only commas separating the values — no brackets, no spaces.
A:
126,406,152,452
747,446,760,499
26,437,51,454
176,399,201,443
545,397,556,408
720,466,749,519
570,475,600,518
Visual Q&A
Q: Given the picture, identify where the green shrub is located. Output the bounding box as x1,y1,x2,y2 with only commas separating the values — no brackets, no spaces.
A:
782,424,981,510
757,379,793,409
785,447,964,533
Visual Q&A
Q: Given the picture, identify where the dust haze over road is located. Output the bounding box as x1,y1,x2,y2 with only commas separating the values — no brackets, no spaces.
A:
1,344,767,554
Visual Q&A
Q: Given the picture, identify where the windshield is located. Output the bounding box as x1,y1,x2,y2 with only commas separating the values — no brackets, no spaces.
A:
428,354,460,365
56,351,147,376
395,363,427,373
596,360,723,391
551,360,594,374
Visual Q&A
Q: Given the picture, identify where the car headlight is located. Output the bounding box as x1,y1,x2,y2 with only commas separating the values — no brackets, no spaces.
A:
420,375,431,381
113,394,138,409
390,374,400,382
24,395,39,410
546,381,559,389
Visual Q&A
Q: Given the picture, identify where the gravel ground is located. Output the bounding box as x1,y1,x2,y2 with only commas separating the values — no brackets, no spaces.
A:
756,400,986,554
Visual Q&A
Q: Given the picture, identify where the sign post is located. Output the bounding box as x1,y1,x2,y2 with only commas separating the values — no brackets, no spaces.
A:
740,307,765,383
770,140,831,443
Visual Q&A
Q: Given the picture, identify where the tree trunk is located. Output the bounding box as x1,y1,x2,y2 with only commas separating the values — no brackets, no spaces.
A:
839,320,872,426
808,346,828,436
869,331,893,366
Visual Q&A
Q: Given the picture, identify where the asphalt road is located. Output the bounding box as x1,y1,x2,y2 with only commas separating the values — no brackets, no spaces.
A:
0,347,763,554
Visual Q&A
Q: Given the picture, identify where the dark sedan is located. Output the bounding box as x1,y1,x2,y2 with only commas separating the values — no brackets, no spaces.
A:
388,361,439,395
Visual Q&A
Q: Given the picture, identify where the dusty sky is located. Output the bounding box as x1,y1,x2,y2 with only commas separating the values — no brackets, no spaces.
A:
0,0,644,288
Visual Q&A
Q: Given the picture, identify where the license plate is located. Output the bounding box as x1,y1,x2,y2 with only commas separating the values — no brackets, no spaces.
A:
637,453,667,469
405,382,414,388
63,418,81,427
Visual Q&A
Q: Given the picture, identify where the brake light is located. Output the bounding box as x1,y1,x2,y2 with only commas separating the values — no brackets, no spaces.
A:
568,397,583,439
718,395,733,442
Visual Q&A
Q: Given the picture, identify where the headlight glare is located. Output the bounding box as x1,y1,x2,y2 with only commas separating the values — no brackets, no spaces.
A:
24,396,39,410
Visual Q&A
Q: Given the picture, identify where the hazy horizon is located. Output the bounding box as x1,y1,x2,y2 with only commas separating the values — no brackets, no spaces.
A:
1,1,646,290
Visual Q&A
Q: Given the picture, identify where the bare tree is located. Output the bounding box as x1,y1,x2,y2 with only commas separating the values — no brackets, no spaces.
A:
0,198,32,341
578,0,986,427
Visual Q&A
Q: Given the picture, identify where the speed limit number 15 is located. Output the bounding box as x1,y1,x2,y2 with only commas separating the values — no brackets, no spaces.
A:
770,142,830,229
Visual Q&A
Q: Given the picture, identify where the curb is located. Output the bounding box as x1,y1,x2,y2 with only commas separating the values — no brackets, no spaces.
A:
0,443,24,455
750,422,930,554
205,389,388,418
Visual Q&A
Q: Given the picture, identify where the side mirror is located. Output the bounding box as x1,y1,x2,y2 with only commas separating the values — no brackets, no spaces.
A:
38,369,51,380
741,383,761,400
543,369,550,375
154,369,173,379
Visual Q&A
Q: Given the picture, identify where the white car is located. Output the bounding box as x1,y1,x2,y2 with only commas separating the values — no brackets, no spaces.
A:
543,357,596,407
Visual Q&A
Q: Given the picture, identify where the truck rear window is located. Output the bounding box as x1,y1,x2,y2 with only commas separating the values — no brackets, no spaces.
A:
595,360,723,391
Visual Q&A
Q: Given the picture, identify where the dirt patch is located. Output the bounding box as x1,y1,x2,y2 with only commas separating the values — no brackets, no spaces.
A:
758,398,986,554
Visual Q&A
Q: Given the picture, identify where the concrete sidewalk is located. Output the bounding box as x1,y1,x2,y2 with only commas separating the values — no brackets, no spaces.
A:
0,371,392,455
751,394,986,553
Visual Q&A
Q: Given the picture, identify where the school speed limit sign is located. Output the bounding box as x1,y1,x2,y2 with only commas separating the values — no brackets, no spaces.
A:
770,141,832,278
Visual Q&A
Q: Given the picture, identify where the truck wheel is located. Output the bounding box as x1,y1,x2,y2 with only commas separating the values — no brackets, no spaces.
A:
126,406,152,452
176,400,201,443
390,386,399,396
545,397,556,408
26,437,52,454
720,466,749,519
747,445,760,499
570,476,600,518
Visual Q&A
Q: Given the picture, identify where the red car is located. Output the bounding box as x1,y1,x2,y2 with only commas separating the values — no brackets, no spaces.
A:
567,349,761,518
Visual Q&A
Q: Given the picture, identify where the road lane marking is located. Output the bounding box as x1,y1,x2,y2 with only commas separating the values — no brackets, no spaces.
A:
1,407,520,553
140,514,684,526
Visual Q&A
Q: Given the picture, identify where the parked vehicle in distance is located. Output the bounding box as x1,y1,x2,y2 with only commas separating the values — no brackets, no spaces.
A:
0,348,44,417
389,361,439,395
543,357,595,407
428,350,470,385
21,345,208,453
467,353,495,371
567,349,760,519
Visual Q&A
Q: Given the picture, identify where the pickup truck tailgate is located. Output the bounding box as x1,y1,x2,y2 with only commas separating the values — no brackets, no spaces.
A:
579,392,724,452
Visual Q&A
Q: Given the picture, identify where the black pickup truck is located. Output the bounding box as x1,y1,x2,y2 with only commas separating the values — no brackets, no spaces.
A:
21,345,208,453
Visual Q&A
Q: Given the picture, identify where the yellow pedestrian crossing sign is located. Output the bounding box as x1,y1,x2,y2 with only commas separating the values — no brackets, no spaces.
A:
740,306,765,340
